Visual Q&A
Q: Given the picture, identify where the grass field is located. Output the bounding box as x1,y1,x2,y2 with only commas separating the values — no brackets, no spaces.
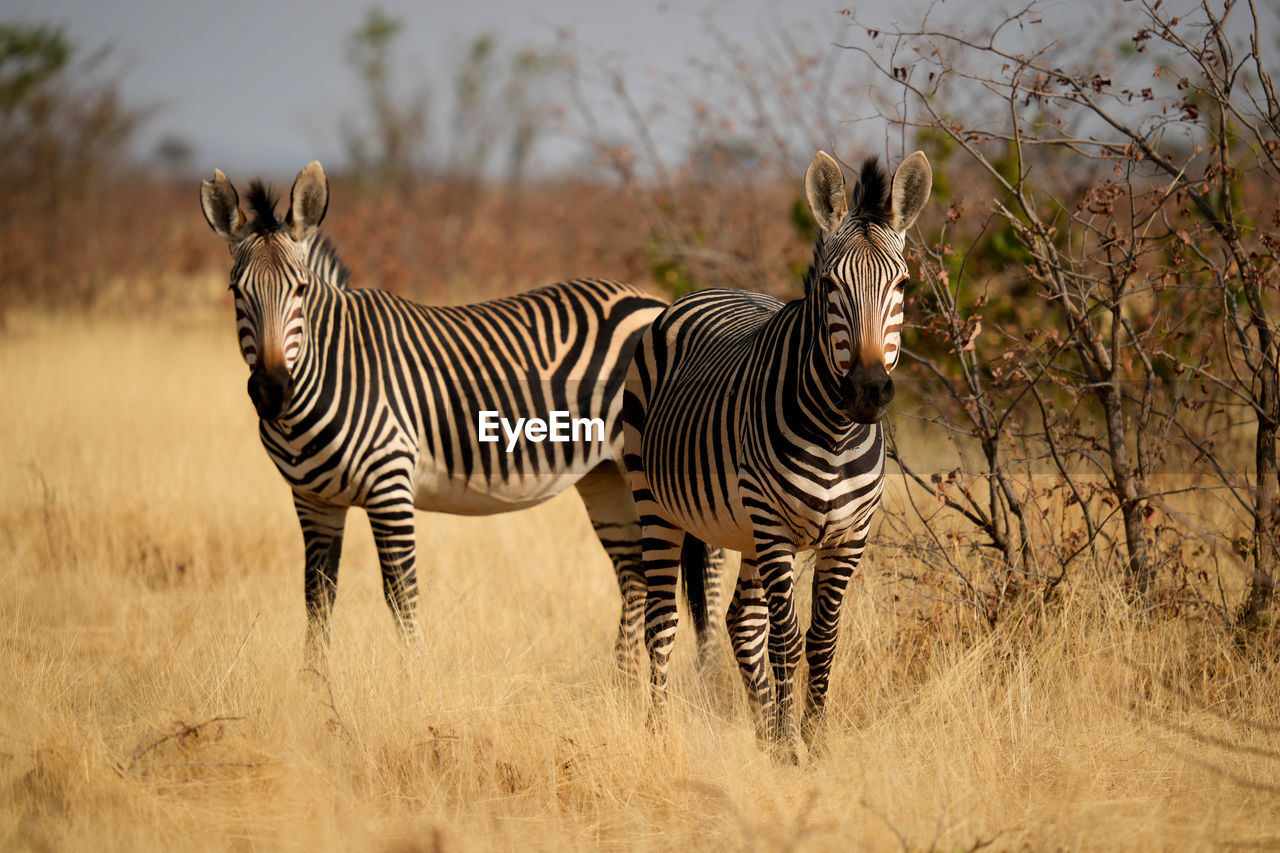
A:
2,309,1279,851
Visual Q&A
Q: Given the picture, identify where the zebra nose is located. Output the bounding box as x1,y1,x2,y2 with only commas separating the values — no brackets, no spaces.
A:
869,369,895,407
248,366,293,420
842,361,895,423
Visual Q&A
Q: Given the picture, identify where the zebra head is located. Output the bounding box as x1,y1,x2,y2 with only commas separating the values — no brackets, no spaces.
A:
804,150,932,424
201,161,330,420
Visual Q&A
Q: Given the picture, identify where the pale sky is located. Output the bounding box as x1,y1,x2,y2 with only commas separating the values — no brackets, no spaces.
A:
6,0,891,177
7,0,1253,179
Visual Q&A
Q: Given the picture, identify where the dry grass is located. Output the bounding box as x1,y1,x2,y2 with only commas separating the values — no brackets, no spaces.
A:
2,310,1279,852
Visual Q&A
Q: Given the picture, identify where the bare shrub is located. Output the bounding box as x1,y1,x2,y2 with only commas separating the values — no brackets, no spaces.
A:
0,23,149,309
840,0,1280,628
560,18,872,298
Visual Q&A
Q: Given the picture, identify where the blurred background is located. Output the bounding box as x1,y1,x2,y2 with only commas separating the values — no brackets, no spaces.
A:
3,0,1280,634
5,0,882,177
3,6,1280,845
3,0,948,312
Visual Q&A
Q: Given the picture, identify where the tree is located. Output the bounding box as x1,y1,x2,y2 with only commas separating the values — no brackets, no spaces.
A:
0,23,142,189
341,7,428,184
0,22,147,306
844,0,1279,625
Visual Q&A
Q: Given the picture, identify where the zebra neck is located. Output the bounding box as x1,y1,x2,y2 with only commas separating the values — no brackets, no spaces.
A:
306,235,352,290
789,284,858,433
275,283,346,430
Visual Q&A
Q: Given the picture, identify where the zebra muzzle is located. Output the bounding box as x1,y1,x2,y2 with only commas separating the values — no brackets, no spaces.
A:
840,361,895,424
248,365,293,420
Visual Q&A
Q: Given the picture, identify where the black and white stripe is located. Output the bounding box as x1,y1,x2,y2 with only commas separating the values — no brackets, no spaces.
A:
202,161,679,669
623,151,931,755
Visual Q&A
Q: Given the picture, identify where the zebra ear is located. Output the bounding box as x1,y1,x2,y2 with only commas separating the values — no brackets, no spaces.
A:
805,151,848,233
200,169,246,243
889,150,932,233
287,160,329,240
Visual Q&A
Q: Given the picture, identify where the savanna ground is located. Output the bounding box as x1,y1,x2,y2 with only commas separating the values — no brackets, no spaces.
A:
6,4,1280,847
2,294,1278,852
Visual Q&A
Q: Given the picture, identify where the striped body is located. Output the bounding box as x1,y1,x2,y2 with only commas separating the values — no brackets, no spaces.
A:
259,278,656,514
202,162,676,669
624,152,931,757
633,289,890,554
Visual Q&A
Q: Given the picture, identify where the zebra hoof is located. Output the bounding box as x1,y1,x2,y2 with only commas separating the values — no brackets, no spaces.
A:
645,703,668,733
769,740,801,766
800,717,829,759
302,637,331,674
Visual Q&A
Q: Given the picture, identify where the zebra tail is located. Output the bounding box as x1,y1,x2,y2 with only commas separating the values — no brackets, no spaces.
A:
680,534,711,640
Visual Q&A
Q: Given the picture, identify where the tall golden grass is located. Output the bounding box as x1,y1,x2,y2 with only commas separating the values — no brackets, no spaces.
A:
2,308,1278,852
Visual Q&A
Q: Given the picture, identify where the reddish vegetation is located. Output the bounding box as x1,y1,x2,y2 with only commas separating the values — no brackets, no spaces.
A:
0,174,813,315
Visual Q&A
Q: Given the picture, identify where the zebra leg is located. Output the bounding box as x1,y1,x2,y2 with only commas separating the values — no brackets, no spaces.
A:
725,563,774,741
574,462,645,679
801,539,864,753
639,516,685,727
754,534,802,760
683,537,728,674
365,479,420,644
704,546,727,645
294,492,348,663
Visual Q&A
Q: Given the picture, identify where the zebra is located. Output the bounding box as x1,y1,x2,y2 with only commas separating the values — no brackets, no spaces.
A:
200,160,721,669
623,150,931,756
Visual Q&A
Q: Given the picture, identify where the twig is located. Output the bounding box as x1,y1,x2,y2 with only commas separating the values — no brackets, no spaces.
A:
964,828,1020,852
860,796,910,852
302,666,355,743
127,715,246,773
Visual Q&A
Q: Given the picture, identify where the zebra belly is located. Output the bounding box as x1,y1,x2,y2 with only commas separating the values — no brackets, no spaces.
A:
665,503,757,555
409,456,583,516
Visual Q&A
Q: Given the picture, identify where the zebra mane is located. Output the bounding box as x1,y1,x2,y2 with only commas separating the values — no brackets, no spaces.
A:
310,234,352,289
849,157,891,224
240,179,349,289
802,156,893,295
245,180,284,236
